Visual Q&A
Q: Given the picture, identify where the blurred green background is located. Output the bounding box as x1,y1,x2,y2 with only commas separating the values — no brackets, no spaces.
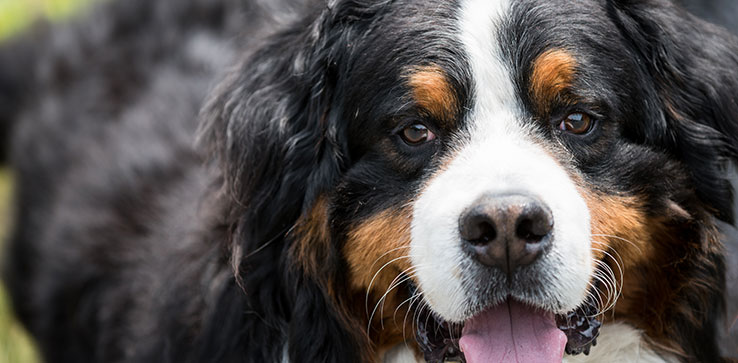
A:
1,2,97,362
0,170,37,363
0,0,95,41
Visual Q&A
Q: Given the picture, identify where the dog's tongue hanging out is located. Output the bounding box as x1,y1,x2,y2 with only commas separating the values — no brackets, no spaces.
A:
459,300,567,363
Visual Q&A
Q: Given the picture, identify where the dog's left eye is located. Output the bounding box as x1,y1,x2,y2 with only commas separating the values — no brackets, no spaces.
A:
558,112,593,134
400,124,436,145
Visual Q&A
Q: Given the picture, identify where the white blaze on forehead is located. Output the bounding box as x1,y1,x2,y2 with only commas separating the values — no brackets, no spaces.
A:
410,0,593,322
460,0,518,114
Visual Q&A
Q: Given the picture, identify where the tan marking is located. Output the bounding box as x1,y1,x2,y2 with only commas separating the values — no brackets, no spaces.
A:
345,208,413,290
290,197,331,278
291,200,421,361
291,198,379,361
407,65,458,123
579,184,722,359
530,49,577,113
582,192,653,264
343,207,415,355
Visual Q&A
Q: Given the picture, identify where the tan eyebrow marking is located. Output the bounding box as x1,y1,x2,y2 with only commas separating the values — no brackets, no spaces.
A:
407,65,458,125
530,49,577,113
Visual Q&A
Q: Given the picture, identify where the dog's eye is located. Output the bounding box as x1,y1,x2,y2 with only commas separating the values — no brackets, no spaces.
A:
400,124,436,145
559,112,593,134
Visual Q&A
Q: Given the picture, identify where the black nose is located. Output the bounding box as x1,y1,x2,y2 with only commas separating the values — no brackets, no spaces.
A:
459,193,553,275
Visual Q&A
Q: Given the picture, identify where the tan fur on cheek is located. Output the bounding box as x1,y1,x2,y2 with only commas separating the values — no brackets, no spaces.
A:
290,200,422,360
407,65,458,124
582,192,654,265
530,49,577,114
290,197,331,279
580,187,723,358
579,189,657,319
344,208,413,291
344,207,416,356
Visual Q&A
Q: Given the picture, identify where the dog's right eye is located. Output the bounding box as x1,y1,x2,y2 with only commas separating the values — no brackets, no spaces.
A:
400,124,436,145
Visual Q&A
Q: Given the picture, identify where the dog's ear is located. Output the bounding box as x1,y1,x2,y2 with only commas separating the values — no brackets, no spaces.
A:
199,14,344,237
608,3,733,360
198,2,388,361
609,0,738,222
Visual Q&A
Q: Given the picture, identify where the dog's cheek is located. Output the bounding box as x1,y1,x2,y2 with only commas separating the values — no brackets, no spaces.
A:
581,191,653,267
578,188,666,313
579,182,725,352
290,196,333,280
343,207,417,352
344,207,413,294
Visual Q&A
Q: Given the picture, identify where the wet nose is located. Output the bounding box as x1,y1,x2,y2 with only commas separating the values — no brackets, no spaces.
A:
459,193,553,274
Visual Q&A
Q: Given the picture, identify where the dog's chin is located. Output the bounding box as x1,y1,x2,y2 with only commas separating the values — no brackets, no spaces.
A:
413,286,602,363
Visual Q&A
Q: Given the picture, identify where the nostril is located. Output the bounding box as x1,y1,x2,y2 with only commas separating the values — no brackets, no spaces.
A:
515,204,553,243
468,219,496,245
460,213,497,245
516,218,544,242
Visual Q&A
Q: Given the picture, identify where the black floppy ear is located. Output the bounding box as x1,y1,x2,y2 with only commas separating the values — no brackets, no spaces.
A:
197,2,383,362
199,14,345,237
610,0,738,222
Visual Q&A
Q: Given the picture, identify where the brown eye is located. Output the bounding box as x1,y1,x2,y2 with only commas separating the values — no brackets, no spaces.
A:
559,112,593,134
401,124,436,145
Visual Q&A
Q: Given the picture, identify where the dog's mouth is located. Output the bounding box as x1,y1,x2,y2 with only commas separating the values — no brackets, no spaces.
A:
414,288,601,363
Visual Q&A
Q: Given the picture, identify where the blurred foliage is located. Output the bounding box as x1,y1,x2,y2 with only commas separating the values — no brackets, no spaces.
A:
0,169,40,363
0,0,96,361
0,0,96,41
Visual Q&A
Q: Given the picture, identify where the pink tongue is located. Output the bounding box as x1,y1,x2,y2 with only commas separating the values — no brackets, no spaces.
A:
459,300,567,363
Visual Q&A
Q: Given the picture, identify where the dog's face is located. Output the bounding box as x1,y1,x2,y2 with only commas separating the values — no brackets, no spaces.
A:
338,0,599,342
203,0,737,361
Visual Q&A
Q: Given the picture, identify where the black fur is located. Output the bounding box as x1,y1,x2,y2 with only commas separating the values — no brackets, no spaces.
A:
0,34,34,163
609,0,738,220
3,0,738,362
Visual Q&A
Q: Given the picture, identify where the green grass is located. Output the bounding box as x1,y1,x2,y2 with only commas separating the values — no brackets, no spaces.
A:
0,0,96,41
2,0,100,361
1,2,96,361
0,0,98,360
0,169,40,363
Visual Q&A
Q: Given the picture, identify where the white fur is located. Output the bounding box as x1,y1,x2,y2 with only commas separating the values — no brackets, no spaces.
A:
286,343,423,363
564,323,677,363
410,0,592,322
382,345,423,363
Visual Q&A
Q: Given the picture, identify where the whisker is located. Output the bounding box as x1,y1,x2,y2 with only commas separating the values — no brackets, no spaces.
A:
378,268,420,329
368,272,415,333
592,271,617,314
586,280,605,312
592,233,642,253
592,246,625,298
590,245,626,315
403,292,424,342
392,268,422,320
365,253,414,317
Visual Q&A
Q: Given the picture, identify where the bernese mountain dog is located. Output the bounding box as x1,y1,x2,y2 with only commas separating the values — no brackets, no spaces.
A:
2,0,737,362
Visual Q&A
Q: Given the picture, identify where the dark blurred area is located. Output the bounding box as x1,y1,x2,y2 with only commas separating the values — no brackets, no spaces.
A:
719,219,738,358
0,0,305,164
677,0,738,358
680,0,738,35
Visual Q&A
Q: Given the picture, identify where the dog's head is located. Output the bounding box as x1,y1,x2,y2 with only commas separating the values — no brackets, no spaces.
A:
200,0,738,361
